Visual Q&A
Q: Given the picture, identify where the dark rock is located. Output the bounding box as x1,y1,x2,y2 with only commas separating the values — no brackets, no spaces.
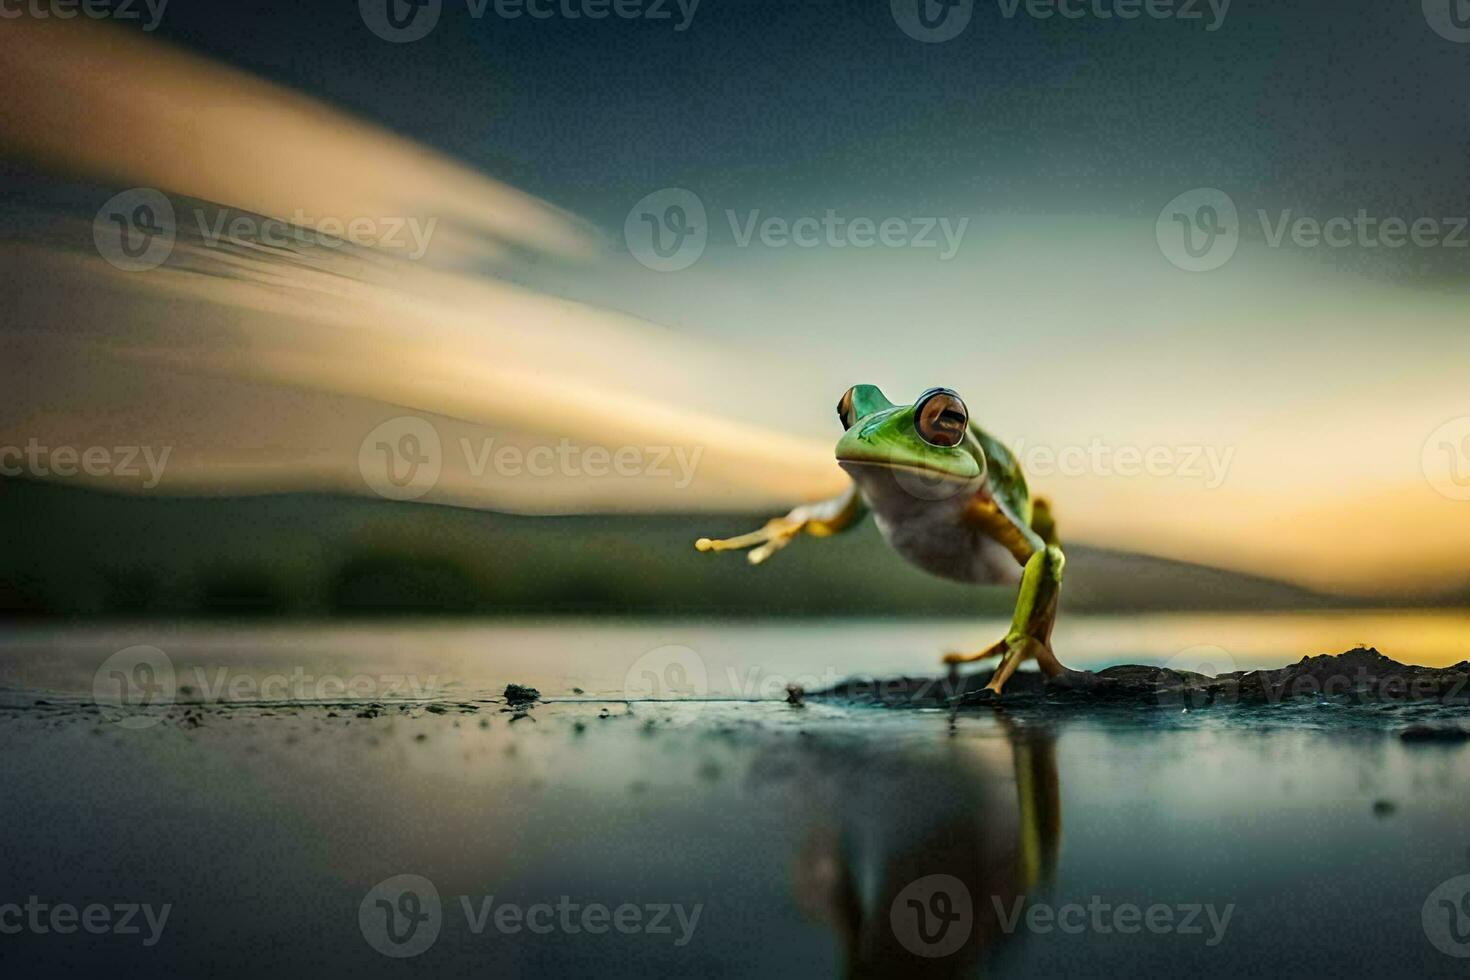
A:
810,648,1470,709
1399,725,1470,743
504,684,540,706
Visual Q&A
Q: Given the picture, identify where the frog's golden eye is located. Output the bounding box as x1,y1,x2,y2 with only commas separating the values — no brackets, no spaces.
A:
836,386,857,428
914,388,968,448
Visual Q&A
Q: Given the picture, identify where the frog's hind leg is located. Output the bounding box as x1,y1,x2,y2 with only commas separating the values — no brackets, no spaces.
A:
949,545,1071,697
987,545,1069,694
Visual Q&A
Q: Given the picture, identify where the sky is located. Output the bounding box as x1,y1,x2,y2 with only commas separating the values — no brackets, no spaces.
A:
1,2,1468,597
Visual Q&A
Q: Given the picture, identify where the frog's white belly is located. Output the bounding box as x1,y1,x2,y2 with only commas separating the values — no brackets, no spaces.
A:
842,462,1022,586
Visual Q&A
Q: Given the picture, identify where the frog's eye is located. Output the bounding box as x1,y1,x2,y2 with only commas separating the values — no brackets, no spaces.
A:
914,388,968,448
836,386,857,428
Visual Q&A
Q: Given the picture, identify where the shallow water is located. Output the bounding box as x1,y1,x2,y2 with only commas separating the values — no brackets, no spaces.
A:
2,615,1469,977
3,609,1469,702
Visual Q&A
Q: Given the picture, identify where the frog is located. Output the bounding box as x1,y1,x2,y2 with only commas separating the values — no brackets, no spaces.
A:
695,384,1081,698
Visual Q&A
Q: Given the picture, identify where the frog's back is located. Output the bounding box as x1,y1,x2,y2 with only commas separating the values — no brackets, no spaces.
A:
968,423,1031,527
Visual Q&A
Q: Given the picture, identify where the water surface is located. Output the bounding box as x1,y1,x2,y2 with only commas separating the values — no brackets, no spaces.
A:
1,614,1467,977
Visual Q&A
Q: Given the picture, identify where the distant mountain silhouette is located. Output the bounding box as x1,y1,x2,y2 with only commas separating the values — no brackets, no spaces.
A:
0,478,1374,619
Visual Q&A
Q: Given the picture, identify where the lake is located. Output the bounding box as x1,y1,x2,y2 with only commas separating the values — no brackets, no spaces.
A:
1,613,1468,977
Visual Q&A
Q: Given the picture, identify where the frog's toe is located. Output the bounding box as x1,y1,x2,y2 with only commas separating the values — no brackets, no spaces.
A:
941,639,1008,667
957,686,1000,706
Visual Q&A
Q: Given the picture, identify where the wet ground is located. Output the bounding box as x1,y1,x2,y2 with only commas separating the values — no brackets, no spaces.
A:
2,617,1469,977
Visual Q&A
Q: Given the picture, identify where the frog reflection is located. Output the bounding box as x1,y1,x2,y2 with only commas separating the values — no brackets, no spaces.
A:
769,721,1060,977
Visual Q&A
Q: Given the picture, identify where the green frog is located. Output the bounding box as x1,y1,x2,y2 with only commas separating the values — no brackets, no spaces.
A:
696,384,1077,698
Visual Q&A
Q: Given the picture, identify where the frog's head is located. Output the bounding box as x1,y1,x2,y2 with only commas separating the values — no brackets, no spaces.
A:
834,384,984,490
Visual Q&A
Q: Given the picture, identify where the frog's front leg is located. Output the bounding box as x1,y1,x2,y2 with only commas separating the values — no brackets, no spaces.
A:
695,482,867,565
945,545,1071,696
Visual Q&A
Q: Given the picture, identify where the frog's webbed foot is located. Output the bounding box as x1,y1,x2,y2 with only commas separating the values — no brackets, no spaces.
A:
695,516,804,565
945,545,1071,698
694,485,867,566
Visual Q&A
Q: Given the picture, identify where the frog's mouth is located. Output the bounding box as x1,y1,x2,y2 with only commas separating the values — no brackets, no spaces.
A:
836,454,979,485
